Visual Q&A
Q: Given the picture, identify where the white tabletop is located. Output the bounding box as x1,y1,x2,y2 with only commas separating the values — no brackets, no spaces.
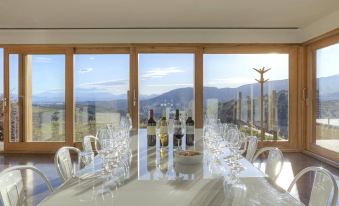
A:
38,129,303,206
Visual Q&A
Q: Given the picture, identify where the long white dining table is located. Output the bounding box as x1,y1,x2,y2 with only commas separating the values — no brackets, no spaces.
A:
38,129,304,206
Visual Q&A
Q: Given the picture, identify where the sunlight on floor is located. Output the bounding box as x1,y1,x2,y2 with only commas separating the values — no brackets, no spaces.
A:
316,139,339,153
253,161,300,201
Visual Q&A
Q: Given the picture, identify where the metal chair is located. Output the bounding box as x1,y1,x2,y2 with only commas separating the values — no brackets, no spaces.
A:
54,146,81,183
252,147,284,181
82,135,100,153
287,166,338,206
0,165,53,206
245,136,258,162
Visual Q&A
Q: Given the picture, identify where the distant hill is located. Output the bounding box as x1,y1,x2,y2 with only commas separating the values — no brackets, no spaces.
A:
29,74,339,104
140,78,289,107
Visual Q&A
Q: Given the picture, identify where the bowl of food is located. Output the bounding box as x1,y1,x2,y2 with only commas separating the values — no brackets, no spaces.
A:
174,150,202,165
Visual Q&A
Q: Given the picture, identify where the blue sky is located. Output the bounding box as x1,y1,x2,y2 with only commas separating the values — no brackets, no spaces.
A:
0,45,338,97
8,54,65,96
74,54,129,96
316,43,339,77
139,54,194,95
204,54,289,88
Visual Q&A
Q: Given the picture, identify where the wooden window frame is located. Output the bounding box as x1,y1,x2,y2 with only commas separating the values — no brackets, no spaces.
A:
305,34,339,165
72,47,131,149
136,47,202,128
1,44,301,153
204,46,301,151
4,47,72,153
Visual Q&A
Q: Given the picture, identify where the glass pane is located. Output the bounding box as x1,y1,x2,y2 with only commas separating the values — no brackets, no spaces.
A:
0,49,3,150
315,43,339,153
139,53,195,127
30,55,66,142
203,54,289,141
74,54,130,142
9,54,21,142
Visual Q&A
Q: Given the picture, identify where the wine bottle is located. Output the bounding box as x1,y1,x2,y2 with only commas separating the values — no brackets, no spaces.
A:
147,109,156,146
159,148,168,174
173,109,183,147
159,109,169,147
186,110,195,146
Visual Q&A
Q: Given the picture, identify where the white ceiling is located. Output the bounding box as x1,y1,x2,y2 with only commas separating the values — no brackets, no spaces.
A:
0,0,338,29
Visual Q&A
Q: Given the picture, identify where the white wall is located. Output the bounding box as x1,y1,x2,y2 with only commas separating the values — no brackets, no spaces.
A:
0,29,300,44
0,10,338,44
299,8,339,42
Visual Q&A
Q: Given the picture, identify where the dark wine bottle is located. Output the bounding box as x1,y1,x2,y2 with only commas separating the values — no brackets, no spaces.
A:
186,110,195,146
173,109,183,147
147,109,156,146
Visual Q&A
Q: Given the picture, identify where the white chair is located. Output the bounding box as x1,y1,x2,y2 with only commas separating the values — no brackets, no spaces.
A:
287,166,338,206
54,146,81,183
252,147,284,181
82,135,100,153
0,165,53,206
238,133,248,155
245,136,258,162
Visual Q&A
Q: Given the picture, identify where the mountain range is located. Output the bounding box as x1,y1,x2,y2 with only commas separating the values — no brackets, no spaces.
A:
30,74,339,104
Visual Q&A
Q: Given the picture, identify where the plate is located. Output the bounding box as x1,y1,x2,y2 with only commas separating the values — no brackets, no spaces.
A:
174,150,202,165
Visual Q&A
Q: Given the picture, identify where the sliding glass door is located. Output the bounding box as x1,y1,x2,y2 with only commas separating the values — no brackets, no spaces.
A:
3,49,69,152
138,53,195,127
7,53,66,142
74,53,130,142
3,48,132,152
1,46,300,153
203,48,298,150
314,43,339,153
204,53,289,141
307,39,339,163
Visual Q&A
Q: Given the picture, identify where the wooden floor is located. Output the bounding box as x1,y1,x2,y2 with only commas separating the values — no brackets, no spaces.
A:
0,152,338,206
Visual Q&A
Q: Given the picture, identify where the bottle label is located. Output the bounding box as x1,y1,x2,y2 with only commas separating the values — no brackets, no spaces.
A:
174,127,182,134
174,121,182,135
186,126,194,135
147,126,156,135
160,126,168,134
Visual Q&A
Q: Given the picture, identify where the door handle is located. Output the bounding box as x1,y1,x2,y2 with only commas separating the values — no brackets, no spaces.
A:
133,89,136,107
2,97,7,112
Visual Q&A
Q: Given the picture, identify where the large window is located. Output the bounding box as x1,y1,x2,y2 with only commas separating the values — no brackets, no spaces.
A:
314,43,339,153
31,55,66,142
9,54,66,142
204,54,289,141
138,53,195,127
3,46,300,153
74,54,130,142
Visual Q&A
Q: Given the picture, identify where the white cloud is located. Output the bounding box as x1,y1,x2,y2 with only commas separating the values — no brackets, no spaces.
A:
205,77,255,88
77,79,129,95
144,83,192,87
79,79,128,89
141,67,184,80
34,57,53,63
89,57,95,60
78,67,93,73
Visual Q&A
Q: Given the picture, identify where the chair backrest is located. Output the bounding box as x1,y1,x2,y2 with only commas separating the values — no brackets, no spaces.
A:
54,146,81,182
82,135,99,153
238,133,248,155
0,165,53,206
252,147,284,181
245,136,258,162
287,166,338,206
